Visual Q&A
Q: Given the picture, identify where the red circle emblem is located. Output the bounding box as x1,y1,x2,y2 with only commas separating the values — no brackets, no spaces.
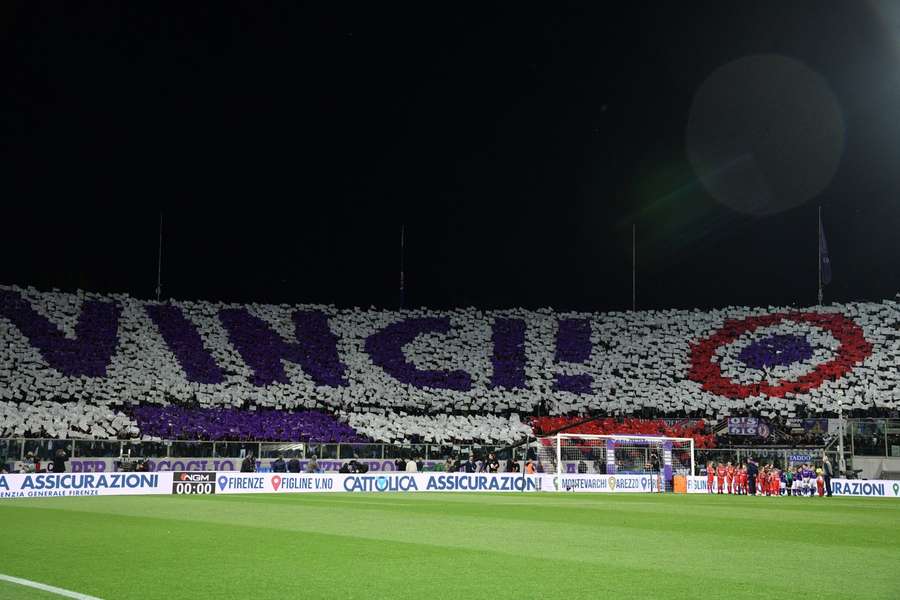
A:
688,312,872,399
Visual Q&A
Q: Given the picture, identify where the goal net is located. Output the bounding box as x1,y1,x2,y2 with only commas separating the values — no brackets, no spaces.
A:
533,434,695,492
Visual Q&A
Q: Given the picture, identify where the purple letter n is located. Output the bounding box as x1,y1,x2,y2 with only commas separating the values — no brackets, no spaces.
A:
219,308,348,388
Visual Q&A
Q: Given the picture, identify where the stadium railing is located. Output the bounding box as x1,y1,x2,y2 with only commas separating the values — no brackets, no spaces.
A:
2,418,897,473
0,438,515,464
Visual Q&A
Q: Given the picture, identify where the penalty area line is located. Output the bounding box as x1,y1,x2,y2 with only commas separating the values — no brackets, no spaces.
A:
0,573,103,600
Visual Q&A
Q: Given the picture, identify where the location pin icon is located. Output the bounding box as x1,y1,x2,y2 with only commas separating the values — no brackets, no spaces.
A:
893,483,899,496
272,475,282,492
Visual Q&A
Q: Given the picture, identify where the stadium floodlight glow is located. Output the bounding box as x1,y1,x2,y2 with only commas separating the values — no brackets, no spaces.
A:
534,433,695,492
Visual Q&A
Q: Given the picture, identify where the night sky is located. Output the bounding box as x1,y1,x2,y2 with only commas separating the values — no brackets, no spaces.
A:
1,2,898,312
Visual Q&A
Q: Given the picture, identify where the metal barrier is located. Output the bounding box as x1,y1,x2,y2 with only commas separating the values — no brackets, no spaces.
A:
0,438,518,464
696,447,838,467
2,418,897,470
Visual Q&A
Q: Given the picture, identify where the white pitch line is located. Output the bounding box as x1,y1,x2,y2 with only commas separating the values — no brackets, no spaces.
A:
0,573,103,600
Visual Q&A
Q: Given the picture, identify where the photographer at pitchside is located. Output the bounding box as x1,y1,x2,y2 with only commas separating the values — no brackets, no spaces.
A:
486,453,500,473
306,455,319,473
240,451,256,473
19,452,37,474
463,454,478,473
271,455,286,473
52,447,69,473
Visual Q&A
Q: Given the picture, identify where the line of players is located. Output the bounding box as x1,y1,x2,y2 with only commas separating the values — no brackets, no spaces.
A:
705,461,825,496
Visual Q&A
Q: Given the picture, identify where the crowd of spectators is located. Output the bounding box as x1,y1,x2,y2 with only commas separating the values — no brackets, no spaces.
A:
3,284,899,449
531,416,716,448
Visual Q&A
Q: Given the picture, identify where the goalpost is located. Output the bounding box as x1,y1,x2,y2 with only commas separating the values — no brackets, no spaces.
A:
533,434,695,492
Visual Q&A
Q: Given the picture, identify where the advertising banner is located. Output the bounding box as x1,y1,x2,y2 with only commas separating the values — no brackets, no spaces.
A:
684,476,900,498
788,454,813,464
58,458,242,473
0,472,173,499
214,472,542,495
830,479,900,498
686,475,709,493
30,457,443,474
214,473,343,494
539,473,664,493
2,471,897,499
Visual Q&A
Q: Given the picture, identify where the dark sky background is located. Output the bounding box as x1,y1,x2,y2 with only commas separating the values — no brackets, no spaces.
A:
1,2,898,311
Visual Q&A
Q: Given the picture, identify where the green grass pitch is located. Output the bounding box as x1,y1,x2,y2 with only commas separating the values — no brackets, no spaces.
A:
1,493,898,599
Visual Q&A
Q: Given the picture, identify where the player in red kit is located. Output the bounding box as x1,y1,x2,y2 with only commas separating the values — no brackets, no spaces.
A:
738,464,747,495
725,462,735,494
706,462,715,494
715,462,726,494
757,467,767,496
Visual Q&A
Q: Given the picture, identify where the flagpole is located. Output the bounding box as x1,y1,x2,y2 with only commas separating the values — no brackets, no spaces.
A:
155,212,163,302
632,223,636,312
817,206,822,306
399,224,405,309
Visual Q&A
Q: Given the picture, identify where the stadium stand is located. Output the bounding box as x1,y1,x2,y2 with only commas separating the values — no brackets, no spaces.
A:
1,284,898,444
530,416,717,448
132,406,368,442
338,411,532,444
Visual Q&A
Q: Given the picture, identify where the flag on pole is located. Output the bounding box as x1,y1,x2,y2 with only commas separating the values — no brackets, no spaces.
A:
399,224,405,309
819,215,832,285
156,212,163,302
